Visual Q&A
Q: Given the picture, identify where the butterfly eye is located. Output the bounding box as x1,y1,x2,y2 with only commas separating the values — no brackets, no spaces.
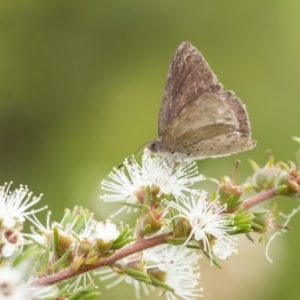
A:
169,147,175,154
148,140,162,153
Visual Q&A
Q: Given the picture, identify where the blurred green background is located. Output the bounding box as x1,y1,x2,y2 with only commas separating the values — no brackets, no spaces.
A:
1,1,300,299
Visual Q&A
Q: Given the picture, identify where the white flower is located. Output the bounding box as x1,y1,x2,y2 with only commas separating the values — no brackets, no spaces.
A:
27,208,99,246
211,238,236,260
96,253,152,300
0,183,46,258
97,244,202,300
1,228,23,257
24,210,54,247
0,183,45,228
95,220,120,243
100,149,204,216
76,215,98,242
0,262,58,299
2,244,17,258
140,149,204,198
165,191,236,262
144,244,202,300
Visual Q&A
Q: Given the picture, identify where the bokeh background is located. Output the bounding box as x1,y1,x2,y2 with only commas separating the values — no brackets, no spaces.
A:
1,1,300,299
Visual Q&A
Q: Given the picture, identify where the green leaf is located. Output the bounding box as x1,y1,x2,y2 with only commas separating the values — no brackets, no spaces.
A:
122,266,151,284
201,249,222,269
148,273,174,291
50,247,72,271
53,226,60,254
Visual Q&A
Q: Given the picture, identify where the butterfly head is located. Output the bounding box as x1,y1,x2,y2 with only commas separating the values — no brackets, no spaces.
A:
147,138,162,154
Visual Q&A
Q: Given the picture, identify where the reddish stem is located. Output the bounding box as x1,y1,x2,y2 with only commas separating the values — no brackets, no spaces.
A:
242,188,277,211
31,189,278,286
32,231,172,286
226,188,278,213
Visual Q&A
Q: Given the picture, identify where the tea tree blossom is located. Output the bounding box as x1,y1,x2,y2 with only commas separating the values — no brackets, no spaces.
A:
1,142,300,299
97,244,202,300
164,190,236,261
95,220,120,243
145,245,202,300
0,261,58,299
101,150,204,212
0,183,45,258
0,183,45,225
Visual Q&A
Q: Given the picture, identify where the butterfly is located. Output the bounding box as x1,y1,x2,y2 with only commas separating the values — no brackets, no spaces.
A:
147,41,256,161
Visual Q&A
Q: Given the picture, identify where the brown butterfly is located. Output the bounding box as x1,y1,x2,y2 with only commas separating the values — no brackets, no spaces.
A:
148,41,256,161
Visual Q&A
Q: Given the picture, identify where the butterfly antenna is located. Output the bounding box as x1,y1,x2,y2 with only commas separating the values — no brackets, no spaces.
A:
117,140,152,169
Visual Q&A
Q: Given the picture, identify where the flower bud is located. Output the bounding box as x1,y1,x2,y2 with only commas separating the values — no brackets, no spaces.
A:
139,211,163,236
95,220,120,254
249,157,281,191
173,217,192,239
71,255,85,272
276,163,300,196
77,239,92,256
147,266,167,283
218,176,251,209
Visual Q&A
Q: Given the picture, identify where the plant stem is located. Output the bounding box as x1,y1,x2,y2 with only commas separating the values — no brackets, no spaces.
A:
242,188,277,210
31,231,172,286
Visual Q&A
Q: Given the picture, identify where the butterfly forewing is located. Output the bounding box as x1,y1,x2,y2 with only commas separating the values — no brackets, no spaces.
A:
158,41,219,136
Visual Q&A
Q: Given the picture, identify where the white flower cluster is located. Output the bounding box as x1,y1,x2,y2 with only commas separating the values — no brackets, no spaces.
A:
100,149,237,300
101,150,204,203
97,244,203,300
0,262,58,300
144,244,203,300
0,183,44,257
0,183,58,299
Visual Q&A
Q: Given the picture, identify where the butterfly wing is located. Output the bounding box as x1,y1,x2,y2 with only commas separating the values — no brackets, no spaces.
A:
158,41,220,136
161,92,256,159
148,41,256,160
